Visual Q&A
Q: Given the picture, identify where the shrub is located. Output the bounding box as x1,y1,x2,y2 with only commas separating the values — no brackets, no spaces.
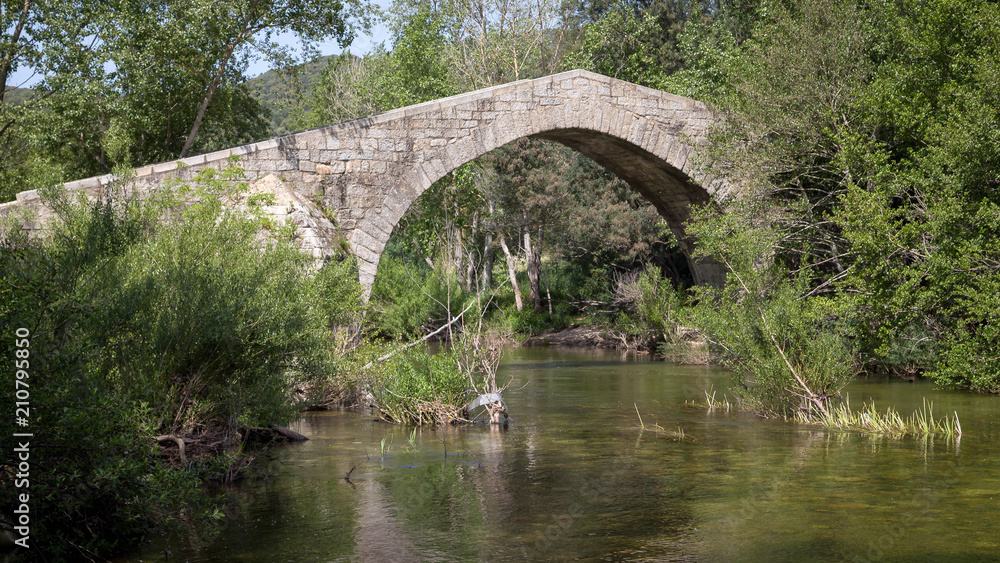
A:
0,165,361,560
365,343,470,425
685,203,857,418
368,254,472,339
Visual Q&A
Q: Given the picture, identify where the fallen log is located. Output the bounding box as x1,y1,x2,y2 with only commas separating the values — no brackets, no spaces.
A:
269,424,309,442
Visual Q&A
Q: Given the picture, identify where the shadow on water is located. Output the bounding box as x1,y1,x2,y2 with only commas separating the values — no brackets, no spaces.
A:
126,347,1000,562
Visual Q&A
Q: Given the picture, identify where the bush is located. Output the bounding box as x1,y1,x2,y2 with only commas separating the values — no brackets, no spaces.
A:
685,203,857,418
368,254,472,339
365,343,470,425
0,165,361,560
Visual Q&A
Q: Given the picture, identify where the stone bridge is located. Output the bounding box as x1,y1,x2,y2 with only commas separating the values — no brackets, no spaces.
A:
2,69,731,294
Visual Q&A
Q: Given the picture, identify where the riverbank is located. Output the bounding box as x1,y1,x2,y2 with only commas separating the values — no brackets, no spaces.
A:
524,323,712,364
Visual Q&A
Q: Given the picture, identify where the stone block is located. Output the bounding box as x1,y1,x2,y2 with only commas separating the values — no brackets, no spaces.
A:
15,190,39,202
255,139,279,151
182,154,207,167
152,161,178,174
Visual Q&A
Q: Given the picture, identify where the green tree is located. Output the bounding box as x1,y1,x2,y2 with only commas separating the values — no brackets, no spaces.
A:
3,0,367,200
301,4,454,127
562,6,670,88
684,0,1000,395
1,0,98,200
835,0,1000,391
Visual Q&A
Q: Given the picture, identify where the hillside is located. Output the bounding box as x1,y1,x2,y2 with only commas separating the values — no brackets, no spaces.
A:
247,55,336,135
3,86,36,105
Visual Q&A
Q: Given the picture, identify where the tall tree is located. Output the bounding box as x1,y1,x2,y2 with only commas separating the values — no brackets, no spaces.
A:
439,0,569,89
4,0,367,194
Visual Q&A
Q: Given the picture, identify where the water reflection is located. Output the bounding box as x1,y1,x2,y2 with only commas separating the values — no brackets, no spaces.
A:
129,348,1000,562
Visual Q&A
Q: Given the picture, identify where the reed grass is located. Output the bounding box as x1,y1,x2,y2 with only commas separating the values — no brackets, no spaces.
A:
704,389,734,412
801,396,962,438
634,404,691,441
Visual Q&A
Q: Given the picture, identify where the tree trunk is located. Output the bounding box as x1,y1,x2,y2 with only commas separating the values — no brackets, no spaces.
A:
481,231,494,289
498,233,522,311
465,215,478,292
524,227,542,312
452,224,464,280
180,40,238,158
542,268,553,314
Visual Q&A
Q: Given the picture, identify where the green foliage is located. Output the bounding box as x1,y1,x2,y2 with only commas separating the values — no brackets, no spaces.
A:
632,267,686,341
686,202,856,418
563,7,670,89
661,18,735,98
365,343,470,425
2,0,367,203
499,303,572,335
369,252,472,340
299,6,455,128
832,0,1000,392
683,0,1000,394
0,165,362,559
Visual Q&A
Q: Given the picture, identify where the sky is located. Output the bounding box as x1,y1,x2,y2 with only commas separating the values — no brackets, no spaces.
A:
6,8,391,88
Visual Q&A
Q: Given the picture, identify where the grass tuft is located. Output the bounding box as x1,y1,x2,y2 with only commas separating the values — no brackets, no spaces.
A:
801,396,962,439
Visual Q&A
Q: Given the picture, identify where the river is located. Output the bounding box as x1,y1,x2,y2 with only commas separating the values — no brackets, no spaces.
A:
128,347,1000,562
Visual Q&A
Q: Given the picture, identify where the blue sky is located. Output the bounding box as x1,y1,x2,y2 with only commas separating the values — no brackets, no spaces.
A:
6,9,391,88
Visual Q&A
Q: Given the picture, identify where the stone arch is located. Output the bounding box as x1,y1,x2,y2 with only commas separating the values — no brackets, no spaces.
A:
2,70,730,296
345,70,729,293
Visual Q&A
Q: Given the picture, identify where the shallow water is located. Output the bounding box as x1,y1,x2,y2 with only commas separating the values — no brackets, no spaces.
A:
129,347,1000,562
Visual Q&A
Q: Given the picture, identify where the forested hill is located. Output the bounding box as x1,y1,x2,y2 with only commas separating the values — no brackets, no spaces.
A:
2,86,35,105
5,57,342,136
247,55,337,135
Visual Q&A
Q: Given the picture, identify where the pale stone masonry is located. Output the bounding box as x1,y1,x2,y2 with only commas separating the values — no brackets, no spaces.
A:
1,69,730,294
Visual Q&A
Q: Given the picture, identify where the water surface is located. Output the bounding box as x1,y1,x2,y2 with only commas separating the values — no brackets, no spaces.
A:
130,347,1000,562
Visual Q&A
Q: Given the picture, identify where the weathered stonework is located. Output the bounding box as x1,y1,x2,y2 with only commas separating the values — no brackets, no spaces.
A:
0,69,731,295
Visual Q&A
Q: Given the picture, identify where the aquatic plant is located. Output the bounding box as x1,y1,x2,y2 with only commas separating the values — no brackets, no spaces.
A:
800,396,962,438
704,389,734,413
634,404,692,441
365,342,470,425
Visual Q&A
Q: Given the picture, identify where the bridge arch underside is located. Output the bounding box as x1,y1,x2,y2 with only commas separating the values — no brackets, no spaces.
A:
355,125,727,294
336,71,734,295
534,128,706,256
